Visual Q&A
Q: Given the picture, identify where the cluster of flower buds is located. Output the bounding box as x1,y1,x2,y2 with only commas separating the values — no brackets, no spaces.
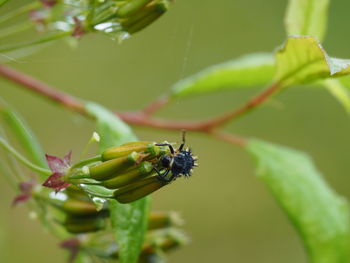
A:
42,141,175,203
59,209,187,262
31,182,181,228
20,183,188,261
58,186,109,234
13,177,188,261
29,0,173,40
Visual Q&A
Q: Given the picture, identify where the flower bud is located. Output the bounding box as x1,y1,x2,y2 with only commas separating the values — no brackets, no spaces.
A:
121,141,153,147
113,176,165,203
62,199,99,216
64,185,90,201
148,211,183,230
110,229,188,261
139,229,188,263
89,152,140,181
121,0,170,34
116,0,153,18
102,142,159,161
64,215,105,234
102,162,153,189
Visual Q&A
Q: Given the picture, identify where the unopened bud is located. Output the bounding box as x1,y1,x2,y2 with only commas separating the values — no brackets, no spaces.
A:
62,199,98,216
113,176,165,203
116,0,153,18
89,152,140,181
148,211,183,230
103,162,153,189
65,185,90,201
64,216,105,234
122,0,170,34
140,229,189,262
102,142,158,161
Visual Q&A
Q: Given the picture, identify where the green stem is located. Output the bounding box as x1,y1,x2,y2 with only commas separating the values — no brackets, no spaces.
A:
0,1,40,25
0,31,71,53
0,0,11,8
0,137,51,176
71,155,102,169
0,22,33,39
33,192,64,209
0,161,17,188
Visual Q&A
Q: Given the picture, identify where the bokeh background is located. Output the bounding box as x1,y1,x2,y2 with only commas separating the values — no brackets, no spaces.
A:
1,0,350,262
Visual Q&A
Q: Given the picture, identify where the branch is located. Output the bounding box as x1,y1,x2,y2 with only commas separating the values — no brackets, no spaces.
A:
142,96,170,115
0,65,282,147
196,82,280,130
0,65,87,116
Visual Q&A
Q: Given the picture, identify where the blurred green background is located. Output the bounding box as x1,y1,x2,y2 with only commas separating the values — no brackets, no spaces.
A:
1,0,350,262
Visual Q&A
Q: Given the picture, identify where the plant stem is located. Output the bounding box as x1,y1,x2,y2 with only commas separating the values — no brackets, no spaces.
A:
0,137,51,176
71,155,102,169
0,65,283,147
0,65,87,115
0,31,71,53
0,161,18,188
211,130,247,147
142,96,170,115
0,2,40,25
0,22,33,39
0,0,11,8
196,82,281,130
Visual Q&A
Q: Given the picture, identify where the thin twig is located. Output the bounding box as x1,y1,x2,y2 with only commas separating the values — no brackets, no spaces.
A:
210,130,247,147
194,83,281,131
142,96,170,115
0,65,87,115
0,65,281,147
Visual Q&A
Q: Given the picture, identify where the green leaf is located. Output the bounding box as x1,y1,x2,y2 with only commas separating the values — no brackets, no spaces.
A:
322,79,350,113
285,0,330,42
0,102,47,169
274,36,350,87
246,139,350,263
110,198,150,262
339,75,350,90
170,53,275,98
86,102,150,263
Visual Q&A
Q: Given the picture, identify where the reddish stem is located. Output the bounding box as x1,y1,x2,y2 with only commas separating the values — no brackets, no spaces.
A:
0,65,87,116
211,130,247,147
196,83,280,130
142,96,170,115
0,65,281,147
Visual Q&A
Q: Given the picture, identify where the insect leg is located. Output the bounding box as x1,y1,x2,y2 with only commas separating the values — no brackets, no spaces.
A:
178,130,186,151
153,167,171,183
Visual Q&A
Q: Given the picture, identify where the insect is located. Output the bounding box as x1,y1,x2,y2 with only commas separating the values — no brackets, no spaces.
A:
154,131,198,183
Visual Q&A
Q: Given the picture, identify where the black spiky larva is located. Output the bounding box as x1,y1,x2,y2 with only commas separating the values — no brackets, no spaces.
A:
154,131,198,183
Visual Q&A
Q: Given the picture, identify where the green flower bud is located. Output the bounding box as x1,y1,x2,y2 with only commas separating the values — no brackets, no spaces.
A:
121,141,153,147
113,176,165,203
89,152,140,181
62,199,98,216
65,185,90,201
102,162,153,189
102,142,159,161
110,229,188,261
139,229,188,263
64,216,105,234
122,0,170,34
148,211,183,230
116,0,153,18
